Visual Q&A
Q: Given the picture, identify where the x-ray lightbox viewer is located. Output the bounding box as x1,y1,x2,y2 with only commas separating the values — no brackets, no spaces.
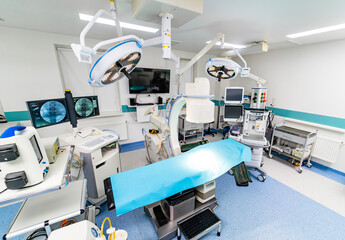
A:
224,87,244,104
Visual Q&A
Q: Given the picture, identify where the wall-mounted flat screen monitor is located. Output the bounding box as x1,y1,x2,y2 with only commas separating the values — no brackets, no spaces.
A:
26,98,70,128
129,67,170,94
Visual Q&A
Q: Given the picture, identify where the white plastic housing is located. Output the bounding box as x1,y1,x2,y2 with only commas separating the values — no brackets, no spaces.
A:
185,78,214,123
160,13,173,59
48,220,101,240
0,127,49,188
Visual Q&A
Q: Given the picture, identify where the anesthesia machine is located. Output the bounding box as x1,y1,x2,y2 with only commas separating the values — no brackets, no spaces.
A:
223,87,269,182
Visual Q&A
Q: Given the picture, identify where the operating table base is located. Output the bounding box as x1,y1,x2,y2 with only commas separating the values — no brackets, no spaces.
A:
144,198,218,240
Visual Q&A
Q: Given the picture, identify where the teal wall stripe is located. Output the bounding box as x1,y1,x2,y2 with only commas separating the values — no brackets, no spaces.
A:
211,100,225,106
121,105,136,113
121,104,166,113
4,105,344,129
271,107,345,129
4,111,30,122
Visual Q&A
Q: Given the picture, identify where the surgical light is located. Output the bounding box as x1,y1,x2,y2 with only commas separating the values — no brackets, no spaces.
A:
205,58,241,81
286,23,345,38
79,13,159,33
205,41,247,49
88,40,142,87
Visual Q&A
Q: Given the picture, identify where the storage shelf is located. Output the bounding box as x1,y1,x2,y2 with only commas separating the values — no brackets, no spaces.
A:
269,125,316,173
271,149,310,161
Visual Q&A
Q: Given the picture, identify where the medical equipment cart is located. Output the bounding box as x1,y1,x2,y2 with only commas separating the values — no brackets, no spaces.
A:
269,125,316,173
0,146,94,239
178,114,204,143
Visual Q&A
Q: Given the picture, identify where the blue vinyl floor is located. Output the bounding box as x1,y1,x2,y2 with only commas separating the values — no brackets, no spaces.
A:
2,172,345,239
94,172,345,240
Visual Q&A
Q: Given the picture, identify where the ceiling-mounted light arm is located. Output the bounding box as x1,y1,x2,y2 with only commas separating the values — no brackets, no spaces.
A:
231,48,266,87
80,9,112,47
109,0,123,37
142,36,163,47
93,35,144,53
246,73,266,87
233,48,247,68
176,32,225,75
141,13,180,67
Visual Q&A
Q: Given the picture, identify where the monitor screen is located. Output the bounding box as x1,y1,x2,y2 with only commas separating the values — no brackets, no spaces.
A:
29,135,43,163
129,67,170,94
27,95,100,128
224,105,243,119
73,96,100,119
26,98,69,128
225,87,244,103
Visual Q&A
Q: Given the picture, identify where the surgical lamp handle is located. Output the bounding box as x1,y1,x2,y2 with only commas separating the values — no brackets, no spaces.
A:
176,32,225,75
92,35,144,53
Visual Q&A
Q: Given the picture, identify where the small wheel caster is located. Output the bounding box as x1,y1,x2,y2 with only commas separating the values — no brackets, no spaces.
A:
95,206,101,216
260,162,264,167
269,154,273,159
217,231,221,237
229,169,234,175
178,236,181,240
307,164,312,168
257,174,266,182
297,169,302,174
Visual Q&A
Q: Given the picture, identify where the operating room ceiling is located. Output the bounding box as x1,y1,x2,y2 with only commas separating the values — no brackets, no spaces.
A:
1,0,345,55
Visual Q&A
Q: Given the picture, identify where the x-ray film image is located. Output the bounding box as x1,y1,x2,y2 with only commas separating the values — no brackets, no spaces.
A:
40,100,67,123
75,98,94,117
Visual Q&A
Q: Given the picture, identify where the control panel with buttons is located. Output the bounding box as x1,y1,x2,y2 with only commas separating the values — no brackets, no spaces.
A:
250,88,268,109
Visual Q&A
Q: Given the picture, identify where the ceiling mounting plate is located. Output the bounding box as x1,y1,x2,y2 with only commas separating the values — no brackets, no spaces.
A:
131,0,203,28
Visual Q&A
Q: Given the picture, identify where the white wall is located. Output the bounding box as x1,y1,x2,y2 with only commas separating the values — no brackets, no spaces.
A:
0,26,216,144
225,39,345,172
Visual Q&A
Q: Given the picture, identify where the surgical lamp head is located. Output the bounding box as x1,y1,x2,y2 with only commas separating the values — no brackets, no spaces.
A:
89,40,142,87
205,58,241,81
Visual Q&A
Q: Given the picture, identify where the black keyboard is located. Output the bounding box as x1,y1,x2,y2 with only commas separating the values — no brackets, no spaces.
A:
232,162,252,186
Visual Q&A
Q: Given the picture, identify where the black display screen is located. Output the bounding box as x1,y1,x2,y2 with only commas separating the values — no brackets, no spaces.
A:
129,67,170,94
225,88,243,102
26,98,69,128
73,96,100,119
29,135,43,163
27,95,100,128
224,105,243,119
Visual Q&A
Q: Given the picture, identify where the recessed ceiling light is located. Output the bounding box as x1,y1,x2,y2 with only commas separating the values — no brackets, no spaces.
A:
286,23,345,39
79,13,159,33
205,40,247,49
